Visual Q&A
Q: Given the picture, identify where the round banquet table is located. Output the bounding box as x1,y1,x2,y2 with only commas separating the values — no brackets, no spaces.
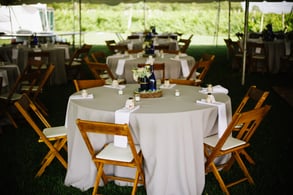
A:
64,84,232,195
106,53,196,83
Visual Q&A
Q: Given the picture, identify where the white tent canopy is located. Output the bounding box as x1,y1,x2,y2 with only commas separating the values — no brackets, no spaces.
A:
0,3,50,34
241,1,293,14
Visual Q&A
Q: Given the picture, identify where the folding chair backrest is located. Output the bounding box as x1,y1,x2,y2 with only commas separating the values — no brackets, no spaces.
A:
84,56,116,80
67,44,92,67
32,64,55,100
90,51,107,63
14,93,51,134
73,79,105,92
234,85,270,114
76,119,139,162
187,53,215,81
235,105,271,142
206,105,271,166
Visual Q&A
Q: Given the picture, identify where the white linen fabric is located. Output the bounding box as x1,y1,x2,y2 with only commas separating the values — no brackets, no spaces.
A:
170,57,190,77
64,84,232,194
159,83,176,89
103,84,126,89
196,100,228,138
199,85,229,94
0,69,8,86
114,105,140,148
69,94,94,100
116,59,126,75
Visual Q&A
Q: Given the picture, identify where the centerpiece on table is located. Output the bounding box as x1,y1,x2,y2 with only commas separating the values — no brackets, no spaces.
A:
143,32,155,57
132,64,162,98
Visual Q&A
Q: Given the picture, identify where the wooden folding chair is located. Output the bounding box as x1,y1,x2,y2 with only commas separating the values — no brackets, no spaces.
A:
187,53,215,86
14,93,67,177
65,44,92,80
90,51,107,63
204,105,271,195
73,79,105,92
234,85,270,114
232,85,270,165
21,64,55,117
84,56,125,85
76,119,145,195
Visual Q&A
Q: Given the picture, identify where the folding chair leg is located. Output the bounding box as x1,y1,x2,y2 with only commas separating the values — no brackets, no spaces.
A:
240,150,255,165
210,162,230,195
92,163,105,195
36,139,67,177
5,112,18,128
233,152,254,185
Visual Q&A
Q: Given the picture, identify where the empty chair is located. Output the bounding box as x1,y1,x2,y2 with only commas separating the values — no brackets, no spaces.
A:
83,56,125,85
204,105,271,195
224,38,244,70
187,53,215,86
73,79,105,92
178,34,193,53
21,64,56,116
90,51,107,63
247,41,268,73
234,85,270,114
76,119,145,195
27,51,50,71
14,93,67,177
105,40,128,54
65,44,92,80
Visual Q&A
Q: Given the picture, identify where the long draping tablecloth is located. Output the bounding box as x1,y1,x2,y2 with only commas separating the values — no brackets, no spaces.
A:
106,53,196,83
0,44,68,85
243,38,285,73
64,84,232,195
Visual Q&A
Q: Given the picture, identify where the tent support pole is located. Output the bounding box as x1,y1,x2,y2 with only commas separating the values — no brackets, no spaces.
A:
242,0,249,86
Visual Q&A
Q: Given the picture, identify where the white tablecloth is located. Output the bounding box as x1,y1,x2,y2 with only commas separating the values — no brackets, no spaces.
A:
64,84,232,195
107,53,196,83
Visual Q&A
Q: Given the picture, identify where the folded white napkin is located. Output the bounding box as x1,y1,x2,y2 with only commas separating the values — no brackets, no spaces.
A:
55,45,70,60
106,54,124,64
170,57,190,77
196,100,227,138
114,105,140,147
12,48,18,61
160,83,176,89
0,69,8,87
69,93,94,99
180,59,190,77
103,84,126,89
199,85,229,94
116,59,126,75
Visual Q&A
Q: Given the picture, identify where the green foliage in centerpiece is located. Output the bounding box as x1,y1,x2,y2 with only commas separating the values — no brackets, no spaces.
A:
132,65,151,82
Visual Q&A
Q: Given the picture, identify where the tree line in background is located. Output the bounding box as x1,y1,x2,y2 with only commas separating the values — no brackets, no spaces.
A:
8,1,285,37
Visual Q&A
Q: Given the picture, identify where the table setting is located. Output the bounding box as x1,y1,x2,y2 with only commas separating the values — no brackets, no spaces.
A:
106,51,195,83
64,81,232,195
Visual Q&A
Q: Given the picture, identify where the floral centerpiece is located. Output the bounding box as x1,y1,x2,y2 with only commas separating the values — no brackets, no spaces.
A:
132,66,151,91
143,32,155,55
